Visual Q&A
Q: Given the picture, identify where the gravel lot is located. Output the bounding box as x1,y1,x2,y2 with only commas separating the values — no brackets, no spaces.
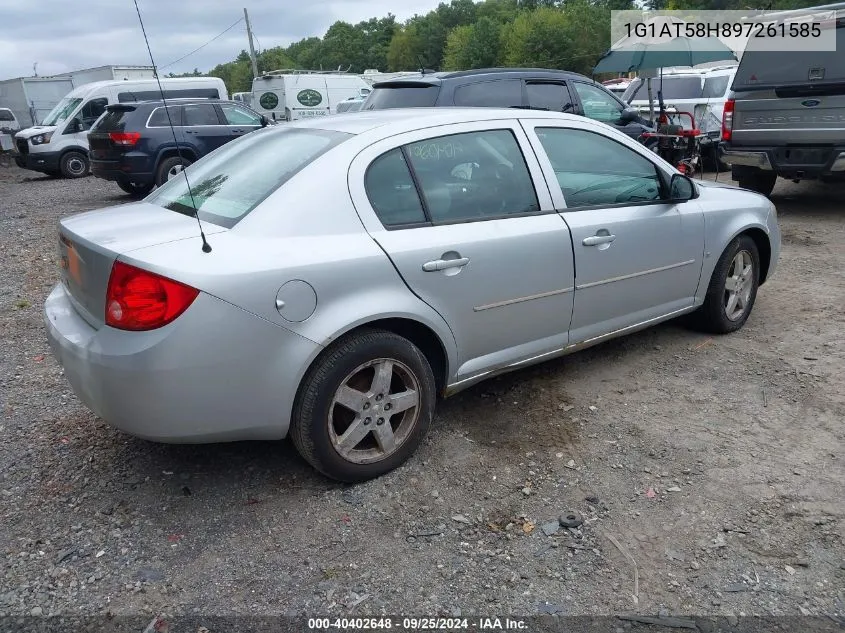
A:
1,164,844,627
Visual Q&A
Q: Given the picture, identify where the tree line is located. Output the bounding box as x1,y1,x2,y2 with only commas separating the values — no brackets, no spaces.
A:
168,0,824,94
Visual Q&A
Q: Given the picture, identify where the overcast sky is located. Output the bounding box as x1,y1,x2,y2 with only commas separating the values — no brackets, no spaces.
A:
1,0,440,80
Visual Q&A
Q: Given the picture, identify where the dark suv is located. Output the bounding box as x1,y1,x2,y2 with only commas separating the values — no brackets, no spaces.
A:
88,99,268,196
361,68,653,139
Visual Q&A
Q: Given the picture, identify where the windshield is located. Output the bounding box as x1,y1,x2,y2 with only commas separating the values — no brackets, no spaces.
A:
41,97,83,126
362,84,440,109
145,126,352,228
623,77,703,102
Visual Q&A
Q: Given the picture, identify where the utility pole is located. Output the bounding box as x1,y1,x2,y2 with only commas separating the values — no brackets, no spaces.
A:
243,8,259,78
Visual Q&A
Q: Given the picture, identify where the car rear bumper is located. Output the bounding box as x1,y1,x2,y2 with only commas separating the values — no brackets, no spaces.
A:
90,160,154,185
719,145,845,175
44,282,321,443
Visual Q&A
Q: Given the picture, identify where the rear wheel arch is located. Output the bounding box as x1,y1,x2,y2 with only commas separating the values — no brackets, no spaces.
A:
156,146,197,168
295,317,451,407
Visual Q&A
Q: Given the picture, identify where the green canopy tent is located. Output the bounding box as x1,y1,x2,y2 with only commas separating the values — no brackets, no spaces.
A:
593,16,737,123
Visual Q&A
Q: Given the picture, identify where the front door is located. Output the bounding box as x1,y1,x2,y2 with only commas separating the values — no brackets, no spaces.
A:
571,81,645,139
218,103,263,139
524,122,704,344
181,103,231,154
348,121,576,380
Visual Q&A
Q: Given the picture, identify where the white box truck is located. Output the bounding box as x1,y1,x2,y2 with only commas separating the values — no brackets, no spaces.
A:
251,70,371,121
13,76,227,178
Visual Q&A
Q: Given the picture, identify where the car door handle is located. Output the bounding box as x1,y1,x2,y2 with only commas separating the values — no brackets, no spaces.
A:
422,257,470,272
583,234,616,246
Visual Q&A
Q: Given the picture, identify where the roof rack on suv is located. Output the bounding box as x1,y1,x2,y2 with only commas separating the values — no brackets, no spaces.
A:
259,68,355,78
441,67,574,79
740,1,844,22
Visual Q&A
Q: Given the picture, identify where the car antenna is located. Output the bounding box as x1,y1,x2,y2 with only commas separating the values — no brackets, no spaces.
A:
132,0,211,253
417,56,426,75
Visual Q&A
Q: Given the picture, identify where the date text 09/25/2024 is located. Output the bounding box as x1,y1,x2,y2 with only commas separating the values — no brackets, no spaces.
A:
307,617,528,630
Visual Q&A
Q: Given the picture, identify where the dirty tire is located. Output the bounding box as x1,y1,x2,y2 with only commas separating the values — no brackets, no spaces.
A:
59,151,89,179
692,234,760,334
14,156,25,169
156,156,192,187
738,171,777,197
290,328,436,483
117,180,154,197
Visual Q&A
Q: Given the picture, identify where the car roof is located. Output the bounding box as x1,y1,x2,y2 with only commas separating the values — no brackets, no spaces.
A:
372,67,596,87
283,107,592,136
106,98,234,109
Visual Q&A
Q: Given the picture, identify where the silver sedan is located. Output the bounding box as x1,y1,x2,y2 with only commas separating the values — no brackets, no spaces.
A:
44,108,781,482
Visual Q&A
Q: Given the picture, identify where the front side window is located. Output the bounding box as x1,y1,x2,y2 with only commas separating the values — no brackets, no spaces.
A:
453,80,523,108
0,109,14,121
146,127,351,228
572,83,623,123
535,127,662,208
183,104,220,126
220,104,262,126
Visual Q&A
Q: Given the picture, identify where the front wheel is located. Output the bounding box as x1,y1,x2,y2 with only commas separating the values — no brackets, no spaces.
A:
692,235,760,334
60,150,89,178
290,329,436,482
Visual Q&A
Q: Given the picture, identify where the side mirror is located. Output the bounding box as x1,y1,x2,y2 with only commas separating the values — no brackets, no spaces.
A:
69,118,83,133
619,107,639,123
669,173,696,202
260,115,268,127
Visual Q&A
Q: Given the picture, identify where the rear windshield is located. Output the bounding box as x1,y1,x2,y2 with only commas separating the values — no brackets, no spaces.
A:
732,23,845,90
145,127,352,228
362,84,440,109
0,110,14,121
92,108,134,132
623,76,703,101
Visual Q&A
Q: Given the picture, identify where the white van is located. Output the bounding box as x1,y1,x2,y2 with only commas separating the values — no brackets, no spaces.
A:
0,108,21,134
12,76,227,178
232,91,253,108
251,70,371,122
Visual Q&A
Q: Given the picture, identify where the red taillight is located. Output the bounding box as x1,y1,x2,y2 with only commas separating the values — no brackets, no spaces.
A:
721,99,735,142
108,132,141,147
105,261,198,331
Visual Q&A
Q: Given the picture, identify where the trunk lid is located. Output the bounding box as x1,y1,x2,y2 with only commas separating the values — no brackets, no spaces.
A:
731,89,845,146
57,203,227,328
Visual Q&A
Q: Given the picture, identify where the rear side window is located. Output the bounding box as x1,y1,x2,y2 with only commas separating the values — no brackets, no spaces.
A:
365,149,427,227
702,75,730,98
453,79,522,107
363,84,440,109
624,76,704,101
147,106,183,127
183,104,220,126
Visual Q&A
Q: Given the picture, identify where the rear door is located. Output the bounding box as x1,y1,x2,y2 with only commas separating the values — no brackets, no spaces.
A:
181,103,230,154
348,120,576,379
522,120,704,344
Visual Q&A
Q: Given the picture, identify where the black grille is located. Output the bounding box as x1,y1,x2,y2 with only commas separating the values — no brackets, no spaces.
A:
15,138,28,155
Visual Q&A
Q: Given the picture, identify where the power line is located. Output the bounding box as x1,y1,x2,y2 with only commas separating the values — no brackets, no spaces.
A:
159,17,244,71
